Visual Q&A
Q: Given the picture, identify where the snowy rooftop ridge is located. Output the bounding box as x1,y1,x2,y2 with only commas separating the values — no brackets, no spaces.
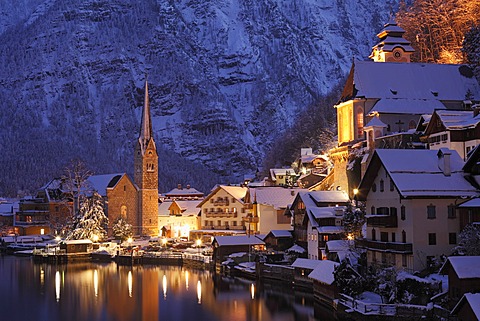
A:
445,256,480,279
213,235,264,246
308,260,339,285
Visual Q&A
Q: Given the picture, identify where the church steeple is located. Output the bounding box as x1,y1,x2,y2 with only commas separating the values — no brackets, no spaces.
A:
369,18,415,63
138,79,155,155
134,79,159,236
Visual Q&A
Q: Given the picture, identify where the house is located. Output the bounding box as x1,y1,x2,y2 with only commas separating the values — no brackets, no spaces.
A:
245,187,305,234
330,18,480,194
197,185,249,235
157,199,201,239
268,168,297,187
451,293,480,321
0,201,16,235
308,260,340,308
440,256,480,310
357,148,478,273
291,258,323,290
263,230,293,252
212,235,265,269
290,190,349,256
59,239,93,254
294,148,331,175
325,240,357,263
422,109,480,160
163,184,204,199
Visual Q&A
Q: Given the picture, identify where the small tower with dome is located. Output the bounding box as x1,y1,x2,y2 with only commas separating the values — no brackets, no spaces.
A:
369,17,415,63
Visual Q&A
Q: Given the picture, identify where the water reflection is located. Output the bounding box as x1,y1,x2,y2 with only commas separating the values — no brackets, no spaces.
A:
0,256,328,321
197,280,202,304
127,270,132,298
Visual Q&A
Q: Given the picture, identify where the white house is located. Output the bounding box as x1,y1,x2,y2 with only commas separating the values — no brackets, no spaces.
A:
357,148,478,273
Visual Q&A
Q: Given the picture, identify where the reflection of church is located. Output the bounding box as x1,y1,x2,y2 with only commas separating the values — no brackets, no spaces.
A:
329,18,480,195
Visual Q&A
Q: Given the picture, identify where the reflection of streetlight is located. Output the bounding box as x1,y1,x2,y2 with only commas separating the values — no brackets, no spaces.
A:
196,239,202,254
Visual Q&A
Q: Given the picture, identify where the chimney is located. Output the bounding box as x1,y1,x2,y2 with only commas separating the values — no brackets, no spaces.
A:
186,184,191,189
437,148,451,176
177,184,182,190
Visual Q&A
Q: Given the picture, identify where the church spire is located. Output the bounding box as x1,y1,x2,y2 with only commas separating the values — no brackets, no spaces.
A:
369,18,415,63
138,78,155,154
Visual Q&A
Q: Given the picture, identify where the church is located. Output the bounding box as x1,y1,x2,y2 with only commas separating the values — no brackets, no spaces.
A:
328,18,480,195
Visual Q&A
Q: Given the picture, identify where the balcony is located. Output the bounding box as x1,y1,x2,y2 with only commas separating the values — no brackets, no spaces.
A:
205,211,238,218
355,238,413,254
366,214,398,228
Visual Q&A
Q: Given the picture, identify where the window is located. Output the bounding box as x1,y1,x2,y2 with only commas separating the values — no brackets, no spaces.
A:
380,232,388,242
427,204,436,219
447,205,456,219
217,220,221,226
402,254,407,267
391,232,396,243
428,233,436,245
390,179,394,192
377,207,390,215
401,205,406,221
372,183,377,192
381,252,387,263
372,228,376,241
449,233,457,244
390,207,397,217
380,180,384,192
402,230,406,243
371,206,375,215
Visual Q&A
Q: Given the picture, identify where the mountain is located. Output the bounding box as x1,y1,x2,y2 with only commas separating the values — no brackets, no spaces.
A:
0,0,397,197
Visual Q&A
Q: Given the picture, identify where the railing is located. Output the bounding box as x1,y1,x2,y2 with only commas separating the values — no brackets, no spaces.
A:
14,220,49,226
355,238,413,253
366,214,398,228
200,225,245,231
205,212,238,218
339,294,431,317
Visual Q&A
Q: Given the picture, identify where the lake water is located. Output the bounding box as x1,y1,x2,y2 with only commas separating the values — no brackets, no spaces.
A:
0,255,336,321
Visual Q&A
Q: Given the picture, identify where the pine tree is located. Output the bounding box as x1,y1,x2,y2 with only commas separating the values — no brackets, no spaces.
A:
112,217,133,242
462,25,480,79
343,203,365,239
66,192,108,241
453,224,480,256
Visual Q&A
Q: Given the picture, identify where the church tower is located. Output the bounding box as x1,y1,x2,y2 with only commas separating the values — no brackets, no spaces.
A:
134,80,159,236
369,17,414,63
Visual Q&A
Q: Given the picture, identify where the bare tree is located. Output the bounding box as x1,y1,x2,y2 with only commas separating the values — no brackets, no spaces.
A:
396,0,480,63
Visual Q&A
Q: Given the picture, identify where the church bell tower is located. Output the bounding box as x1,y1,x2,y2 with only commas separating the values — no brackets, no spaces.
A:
134,79,159,236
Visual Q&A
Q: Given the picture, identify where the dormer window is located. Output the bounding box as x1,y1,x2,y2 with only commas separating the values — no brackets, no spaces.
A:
431,90,438,97
390,89,397,95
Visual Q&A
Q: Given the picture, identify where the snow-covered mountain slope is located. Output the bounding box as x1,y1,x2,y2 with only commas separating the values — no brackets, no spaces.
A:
0,0,397,196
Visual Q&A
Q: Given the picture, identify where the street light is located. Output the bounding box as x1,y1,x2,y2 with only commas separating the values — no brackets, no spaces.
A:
162,238,167,249
353,188,359,207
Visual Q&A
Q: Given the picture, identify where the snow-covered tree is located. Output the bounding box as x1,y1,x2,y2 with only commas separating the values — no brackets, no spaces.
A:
343,203,365,239
463,25,480,79
66,192,108,241
452,223,480,256
112,217,133,242
375,266,398,304
334,261,365,297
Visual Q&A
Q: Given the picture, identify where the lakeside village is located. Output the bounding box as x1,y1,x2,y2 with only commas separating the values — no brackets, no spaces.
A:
2,19,480,321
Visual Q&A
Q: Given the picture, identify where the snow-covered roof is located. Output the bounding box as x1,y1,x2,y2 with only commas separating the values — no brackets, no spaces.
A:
452,293,480,318
63,239,93,245
268,230,293,238
353,61,480,101
164,186,203,197
362,149,478,198
308,260,339,285
221,185,248,202
301,154,328,163
326,240,353,252
369,98,446,115
434,110,480,130
213,235,264,247
286,244,306,253
169,200,202,215
316,226,345,234
458,198,480,208
446,256,480,279
291,258,322,270
308,191,349,204
158,200,172,216
88,173,125,196
253,187,306,209
310,206,345,219
365,116,387,128
0,202,14,214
